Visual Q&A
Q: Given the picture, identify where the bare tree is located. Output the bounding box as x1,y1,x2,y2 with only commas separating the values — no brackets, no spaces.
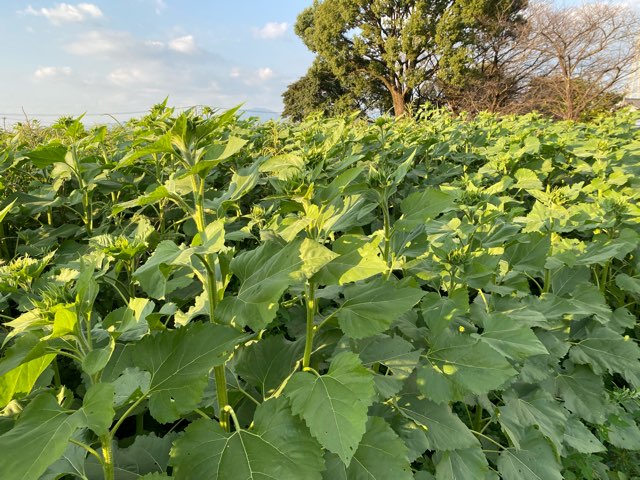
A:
524,2,640,120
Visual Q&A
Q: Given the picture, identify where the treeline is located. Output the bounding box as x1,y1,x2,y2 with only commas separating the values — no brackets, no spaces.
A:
282,0,640,120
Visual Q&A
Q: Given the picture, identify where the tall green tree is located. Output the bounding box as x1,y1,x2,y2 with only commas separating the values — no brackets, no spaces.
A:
282,58,391,121
295,0,451,116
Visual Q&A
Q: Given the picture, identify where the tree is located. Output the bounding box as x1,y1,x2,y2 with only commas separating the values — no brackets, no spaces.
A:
435,0,549,113
525,2,640,120
295,0,452,116
282,58,391,121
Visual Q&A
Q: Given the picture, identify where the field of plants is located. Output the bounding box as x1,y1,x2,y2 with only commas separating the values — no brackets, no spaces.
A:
0,104,639,479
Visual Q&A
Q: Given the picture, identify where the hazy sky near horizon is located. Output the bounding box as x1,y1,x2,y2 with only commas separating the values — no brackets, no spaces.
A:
0,0,631,124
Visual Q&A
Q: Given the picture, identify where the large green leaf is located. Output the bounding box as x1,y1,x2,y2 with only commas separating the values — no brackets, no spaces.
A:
336,278,425,339
422,331,516,399
216,240,308,330
79,383,116,436
396,189,455,231
285,352,375,465
313,235,387,285
434,448,490,480
395,394,479,451
563,417,605,453
0,394,82,480
477,313,548,361
85,433,177,479
170,397,324,479
497,429,562,480
569,325,640,387
0,353,54,407
555,365,608,424
322,417,413,480
130,322,249,423
235,335,303,398
498,388,568,451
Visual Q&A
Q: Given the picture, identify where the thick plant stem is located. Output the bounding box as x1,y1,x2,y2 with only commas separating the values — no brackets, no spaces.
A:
302,281,316,369
215,365,230,432
381,196,392,275
100,435,115,480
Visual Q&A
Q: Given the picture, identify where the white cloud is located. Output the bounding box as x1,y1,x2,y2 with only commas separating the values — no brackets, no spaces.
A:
108,67,153,86
67,30,131,56
154,0,167,14
168,35,197,54
253,22,288,40
22,3,103,25
230,67,241,78
34,66,72,80
257,67,274,81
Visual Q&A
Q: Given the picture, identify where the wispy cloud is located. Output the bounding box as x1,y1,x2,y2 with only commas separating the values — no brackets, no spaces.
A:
66,30,131,56
168,35,197,54
253,22,288,40
257,67,274,81
34,66,72,80
21,3,103,25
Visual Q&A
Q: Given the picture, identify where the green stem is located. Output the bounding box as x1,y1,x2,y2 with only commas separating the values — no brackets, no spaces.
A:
381,195,392,276
302,281,316,369
223,405,241,432
600,262,610,294
69,438,103,464
135,413,144,435
110,395,146,439
100,435,115,480
52,358,61,388
473,404,483,431
214,365,230,432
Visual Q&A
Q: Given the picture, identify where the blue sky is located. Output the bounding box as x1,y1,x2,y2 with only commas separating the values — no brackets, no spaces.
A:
0,1,315,123
0,0,628,124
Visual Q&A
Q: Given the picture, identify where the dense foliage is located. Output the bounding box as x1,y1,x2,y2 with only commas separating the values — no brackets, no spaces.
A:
1,105,640,479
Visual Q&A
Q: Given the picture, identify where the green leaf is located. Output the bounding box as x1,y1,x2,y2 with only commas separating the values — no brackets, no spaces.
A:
260,153,305,180
0,394,81,480
563,417,605,453
0,199,16,224
82,337,115,376
235,335,303,398
80,383,115,436
395,394,479,450
217,240,307,330
477,313,548,361
51,307,78,338
313,235,387,285
396,189,455,231
616,273,640,295
130,322,248,423
25,144,67,168
513,168,543,191
498,388,568,451
503,233,550,274
434,448,490,480
285,352,375,465
422,332,516,399
497,429,562,480
170,397,324,480
134,241,185,300
607,412,640,449
85,433,177,479
337,278,425,339
322,417,413,480
0,354,54,407
569,325,640,387
555,365,608,424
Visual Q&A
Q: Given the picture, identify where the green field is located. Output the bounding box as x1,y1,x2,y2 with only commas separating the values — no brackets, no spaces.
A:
1,106,639,479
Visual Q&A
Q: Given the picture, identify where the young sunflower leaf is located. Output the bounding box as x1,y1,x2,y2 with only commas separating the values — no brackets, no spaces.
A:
497,428,562,480
78,382,115,436
284,352,375,466
422,332,516,399
170,397,324,480
554,365,609,424
0,353,55,408
477,313,548,361
434,447,491,480
216,240,307,330
312,235,387,285
321,417,413,480
395,394,479,451
336,278,425,339
0,394,82,480
569,325,640,387
130,322,249,423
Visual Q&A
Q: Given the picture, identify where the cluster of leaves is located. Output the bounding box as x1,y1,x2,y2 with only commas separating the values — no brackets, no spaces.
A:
1,104,639,479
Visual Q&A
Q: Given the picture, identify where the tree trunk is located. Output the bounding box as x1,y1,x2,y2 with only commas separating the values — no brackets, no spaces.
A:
390,88,407,117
